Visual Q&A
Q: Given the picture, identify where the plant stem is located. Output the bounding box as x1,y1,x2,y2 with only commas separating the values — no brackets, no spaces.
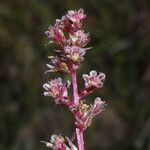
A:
70,68,84,150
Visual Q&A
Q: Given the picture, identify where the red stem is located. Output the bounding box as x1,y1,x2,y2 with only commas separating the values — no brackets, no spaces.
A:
70,67,84,150
78,86,97,99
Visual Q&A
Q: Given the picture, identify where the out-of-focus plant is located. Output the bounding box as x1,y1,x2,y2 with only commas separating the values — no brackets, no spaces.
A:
42,9,106,150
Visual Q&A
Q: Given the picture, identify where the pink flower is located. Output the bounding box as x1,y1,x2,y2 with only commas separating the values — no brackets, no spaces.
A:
46,56,69,73
72,97,106,130
43,78,69,103
66,9,86,23
58,9,86,32
83,70,105,88
45,25,66,44
41,134,77,150
69,30,90,47
64,46,86,62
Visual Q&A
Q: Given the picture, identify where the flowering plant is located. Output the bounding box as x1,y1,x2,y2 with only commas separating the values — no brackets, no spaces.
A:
42,9,106,150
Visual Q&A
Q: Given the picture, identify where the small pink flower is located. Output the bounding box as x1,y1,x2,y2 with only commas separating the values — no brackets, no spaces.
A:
64,46,86,62
45,25,66,44
46,56,69,73
66,9,86,23
58,9,86,32
83,70,105,88
58,15,72,32
72,97,106,130
69,30,90,47
41,134,67,150
43,78,69,103
41,134,77,150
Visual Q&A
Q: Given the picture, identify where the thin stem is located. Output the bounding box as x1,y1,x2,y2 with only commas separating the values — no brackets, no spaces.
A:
76,129,84,150
71,69,79,106
70,66,84,150
78,86,97,99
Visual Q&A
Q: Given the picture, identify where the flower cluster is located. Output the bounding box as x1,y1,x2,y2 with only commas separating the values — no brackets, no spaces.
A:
43,9,107,150
68,30,90,47
60,9,86,32
43,78,71,106
72,97,106,130
45,9,90,73
45,25,66,44
46,56,69,73
41,134,77,150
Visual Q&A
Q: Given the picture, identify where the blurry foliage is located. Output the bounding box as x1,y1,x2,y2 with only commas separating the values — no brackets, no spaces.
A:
0,0,150,150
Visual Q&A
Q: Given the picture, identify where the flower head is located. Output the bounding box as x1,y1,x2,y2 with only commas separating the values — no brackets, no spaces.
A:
72,97,106,130
66,9,86,23
69,30,90,47
43,78,70,104
64,46,86,62
83,70,106,88
41,134,77,150
58,9,86,33
46,56,69,73
45,24,66,44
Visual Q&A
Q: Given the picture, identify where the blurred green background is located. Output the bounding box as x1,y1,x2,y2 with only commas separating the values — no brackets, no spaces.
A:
0,0,150,149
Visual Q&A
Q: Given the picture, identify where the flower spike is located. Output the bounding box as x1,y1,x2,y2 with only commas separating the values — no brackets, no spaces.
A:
42,8,107,150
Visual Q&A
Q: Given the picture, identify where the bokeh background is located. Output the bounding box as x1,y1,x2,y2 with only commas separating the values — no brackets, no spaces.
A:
0,0,150,149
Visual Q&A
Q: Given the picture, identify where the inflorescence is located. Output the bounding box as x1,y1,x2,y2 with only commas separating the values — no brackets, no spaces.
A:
42,9,106,150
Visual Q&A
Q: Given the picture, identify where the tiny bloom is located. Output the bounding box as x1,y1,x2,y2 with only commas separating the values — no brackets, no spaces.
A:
72,97,106,130
59,15,72,32
43,78,69,103
45,25,66,44
66,9,86,23
69,30,90,47
58,9,86,32
83,70,106,88
46,56,69,73
64,46,86,62
41,134,77,150
41,134,67,150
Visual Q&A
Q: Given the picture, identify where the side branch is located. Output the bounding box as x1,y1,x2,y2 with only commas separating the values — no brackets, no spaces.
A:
78,86,97,99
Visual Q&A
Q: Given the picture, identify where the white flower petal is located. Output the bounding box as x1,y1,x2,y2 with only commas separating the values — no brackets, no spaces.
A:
43,92,50,96
46,64,54,69
82,74,88,81
99,72,106,81
90,70,97,76
43,83,50,90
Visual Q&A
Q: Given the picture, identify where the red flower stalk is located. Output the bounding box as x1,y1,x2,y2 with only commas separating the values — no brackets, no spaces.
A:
42,8,106,150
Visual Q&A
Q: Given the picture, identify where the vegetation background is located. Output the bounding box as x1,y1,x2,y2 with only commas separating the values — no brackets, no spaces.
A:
0,0,150,149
